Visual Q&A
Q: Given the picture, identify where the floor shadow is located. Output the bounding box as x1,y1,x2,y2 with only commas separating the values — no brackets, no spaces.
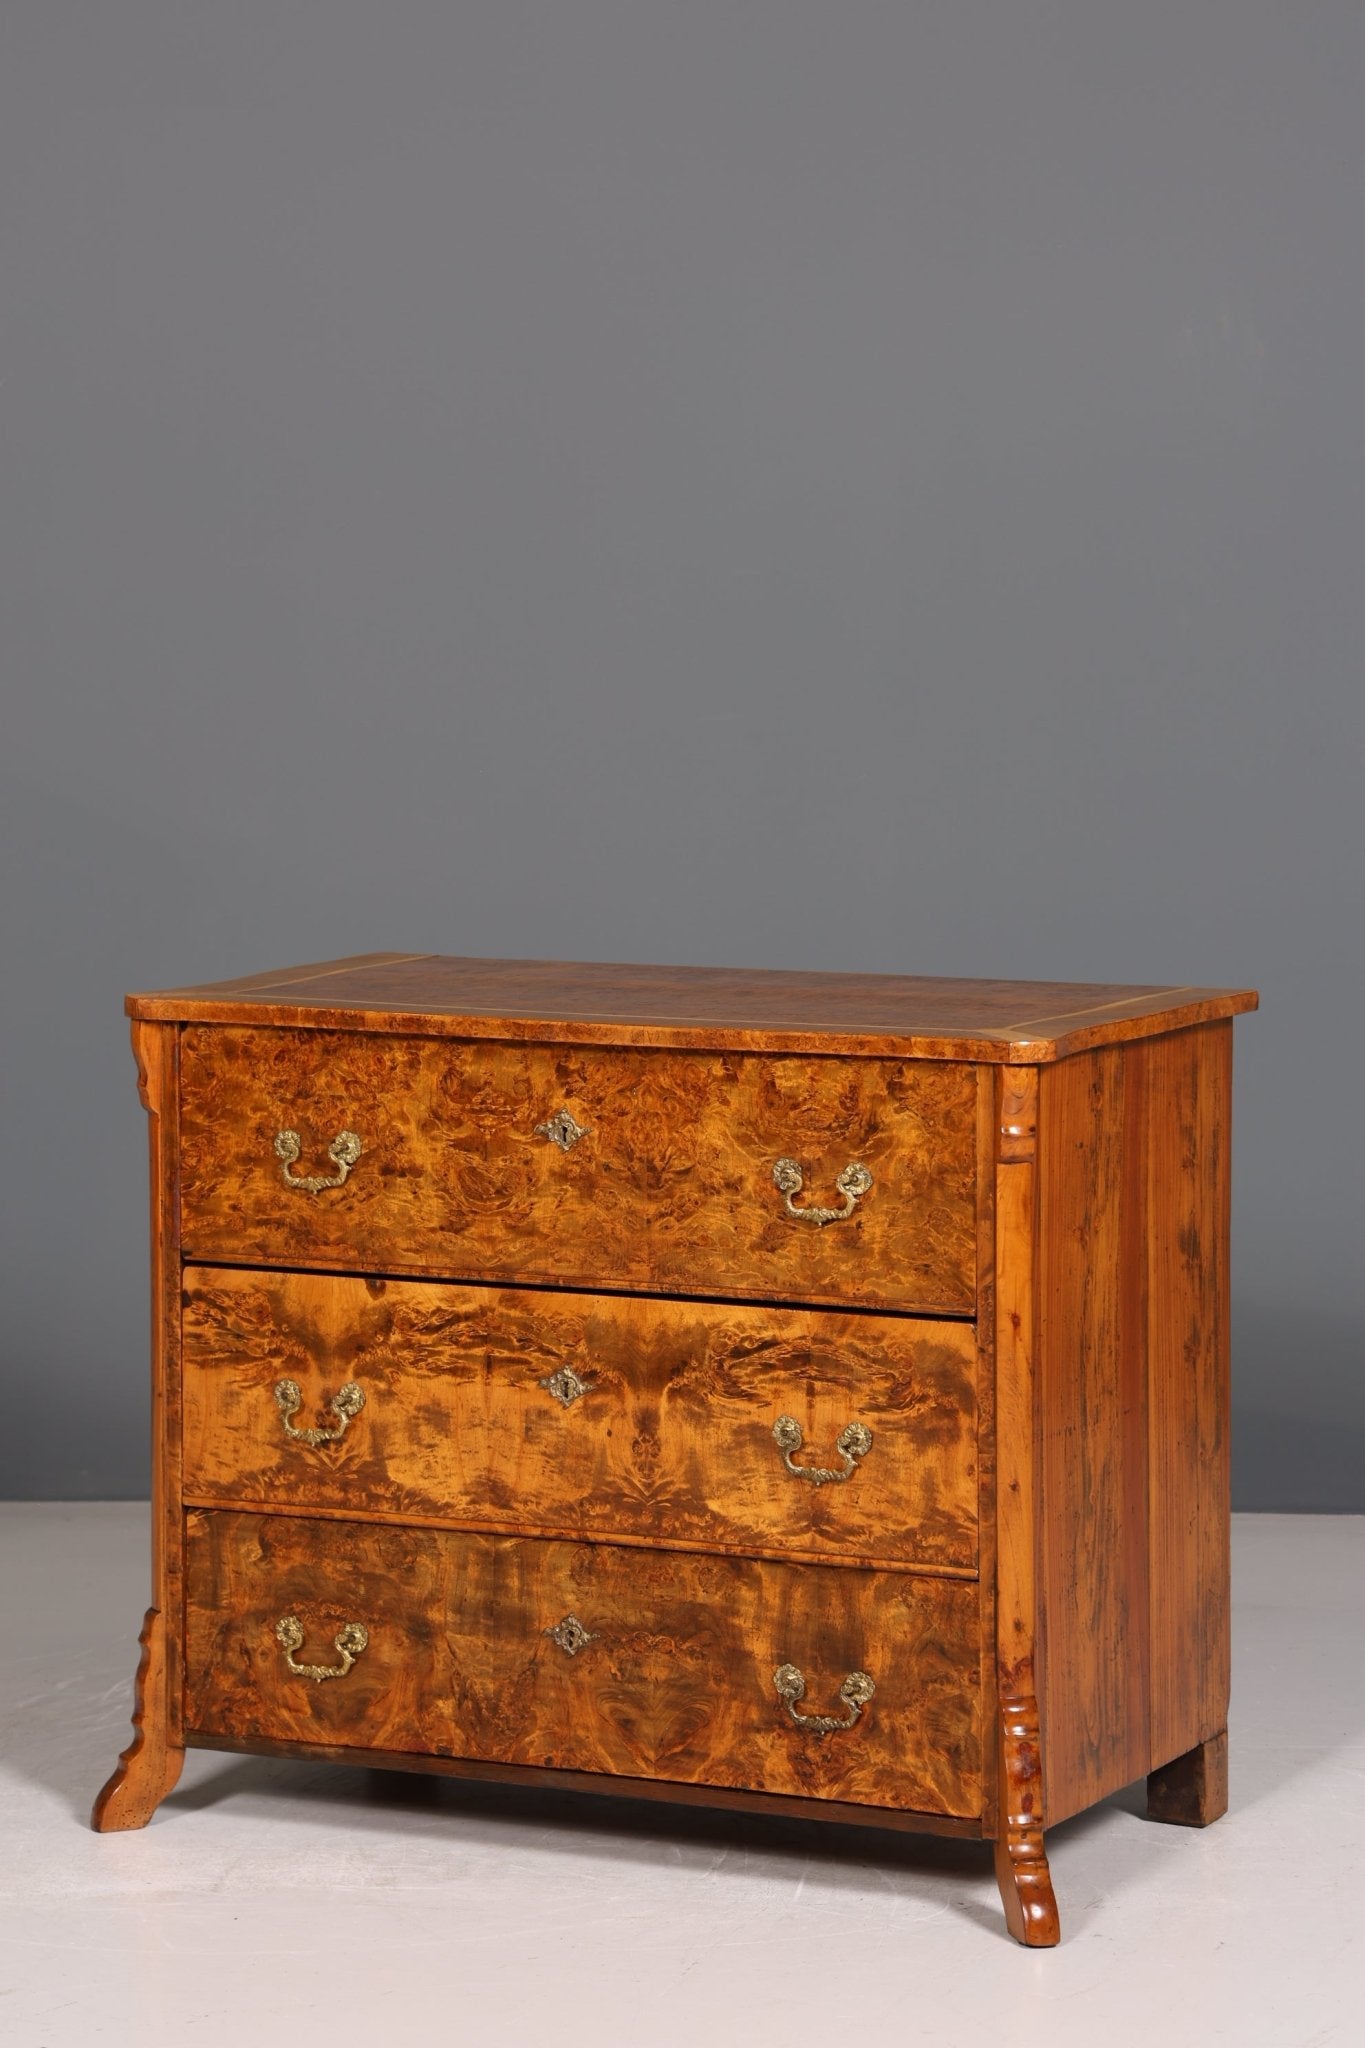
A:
20,1671,1254,1950
159,1746,1178,1946
165,1747,993,1886
167,1748,1191,1945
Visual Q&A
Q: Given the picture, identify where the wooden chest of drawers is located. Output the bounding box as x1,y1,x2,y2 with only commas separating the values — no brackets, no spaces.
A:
94,953,1257,1945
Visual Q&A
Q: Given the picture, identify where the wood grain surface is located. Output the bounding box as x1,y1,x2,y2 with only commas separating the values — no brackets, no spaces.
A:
1037,1042,1150,1812
988,1061,1063,1942
92,1019,186,1830
90,1607,185,1831
1035,1022,1234,1826
1143,1025,1233,1776
183,1511,984,1816
181,1268,981,1570
186,1730,988,1837
128,953,1258,1062
993,1689,1060,1946
177,1029,980,1312
1146,1728,1229,1827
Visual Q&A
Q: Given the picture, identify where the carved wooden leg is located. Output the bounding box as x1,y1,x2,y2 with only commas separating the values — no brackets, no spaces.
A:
1146,1728,1228,1827
994,1691,1061,1946
91,1608,184,1831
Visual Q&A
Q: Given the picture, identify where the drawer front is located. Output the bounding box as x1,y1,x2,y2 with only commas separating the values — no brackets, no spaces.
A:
178,1029,979,1313
181,1268,980,1571
184,1511,983,1817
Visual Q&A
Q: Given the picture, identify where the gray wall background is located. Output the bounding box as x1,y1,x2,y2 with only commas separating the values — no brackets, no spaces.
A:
2,4,1361,1506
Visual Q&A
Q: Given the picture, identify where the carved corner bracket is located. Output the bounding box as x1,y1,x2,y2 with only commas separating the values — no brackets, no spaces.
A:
129,1016,173,1119
91,1607,184,1831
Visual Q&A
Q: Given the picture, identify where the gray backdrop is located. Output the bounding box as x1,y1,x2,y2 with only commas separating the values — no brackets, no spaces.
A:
3,4,1361,1507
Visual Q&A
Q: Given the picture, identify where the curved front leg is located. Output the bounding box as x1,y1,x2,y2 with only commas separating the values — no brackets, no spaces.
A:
993,1690,1060,1947
91,1608,184,1831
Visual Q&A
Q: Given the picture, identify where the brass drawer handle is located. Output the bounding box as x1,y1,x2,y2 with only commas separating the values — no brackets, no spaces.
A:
274,1616,369,1683
772,1415,872,1486
773,1663,875,1735
273,1128,362,1194
772,1157,873,1226
274,1378,365,1447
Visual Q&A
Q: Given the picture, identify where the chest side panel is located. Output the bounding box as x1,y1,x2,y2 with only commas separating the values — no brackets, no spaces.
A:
1035,1023,1233,1825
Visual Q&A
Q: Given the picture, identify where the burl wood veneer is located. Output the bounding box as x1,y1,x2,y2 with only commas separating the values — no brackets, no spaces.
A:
177,1029,979,1313
183,1511,983,1816
95,954,1257,1947
180,1268,981,1572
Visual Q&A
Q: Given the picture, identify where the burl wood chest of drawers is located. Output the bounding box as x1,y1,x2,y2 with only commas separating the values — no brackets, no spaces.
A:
94,953,1257,1944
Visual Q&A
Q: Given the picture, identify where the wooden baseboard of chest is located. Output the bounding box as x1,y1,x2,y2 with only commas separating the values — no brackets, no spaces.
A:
92,953,1256,1947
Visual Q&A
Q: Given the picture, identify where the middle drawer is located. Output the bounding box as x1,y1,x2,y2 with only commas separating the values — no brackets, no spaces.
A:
181,1267,980,1572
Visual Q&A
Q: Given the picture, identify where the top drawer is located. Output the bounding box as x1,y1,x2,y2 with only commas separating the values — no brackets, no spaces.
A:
177,1028,979,1313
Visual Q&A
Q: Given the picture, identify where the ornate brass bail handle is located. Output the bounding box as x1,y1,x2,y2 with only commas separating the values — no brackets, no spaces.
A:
274,1128,362,1194
274,1616,369,1683
772,1416,873,1486
772,1158,873,1227
274,1378,365,1447
773,1663,875,1735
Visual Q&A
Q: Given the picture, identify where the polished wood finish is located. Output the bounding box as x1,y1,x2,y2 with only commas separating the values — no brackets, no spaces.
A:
187,1729,987,1838
181,1267,980,1571
90,1607,184,1830
1144,1030,1233,1776
993,1690,1060,1947
1147,1728,1229,1826
184,1511,983,1816
1036,1043,1150,1814
177,1028,979,1312
99,955,1255,1946
990,1066,1058,1942
92,1021,185,1830
130,952,1257,1062
1033,1023,1233,1827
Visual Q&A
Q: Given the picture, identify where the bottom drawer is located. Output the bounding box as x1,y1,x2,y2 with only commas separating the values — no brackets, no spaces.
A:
184,1511,983,1819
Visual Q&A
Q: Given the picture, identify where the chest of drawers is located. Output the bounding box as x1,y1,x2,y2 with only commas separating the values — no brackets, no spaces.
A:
93,953,1257,1945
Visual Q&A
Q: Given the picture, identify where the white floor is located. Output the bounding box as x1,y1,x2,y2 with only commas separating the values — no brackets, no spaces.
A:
1,1508,1360,2048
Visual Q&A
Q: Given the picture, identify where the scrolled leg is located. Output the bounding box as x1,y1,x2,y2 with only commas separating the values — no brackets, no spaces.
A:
1147,1728,1228,1827
993,1690,1061,1947
91,1608,184,1831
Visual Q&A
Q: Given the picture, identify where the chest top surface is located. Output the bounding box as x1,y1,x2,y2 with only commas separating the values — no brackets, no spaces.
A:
127,952,1258,1063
